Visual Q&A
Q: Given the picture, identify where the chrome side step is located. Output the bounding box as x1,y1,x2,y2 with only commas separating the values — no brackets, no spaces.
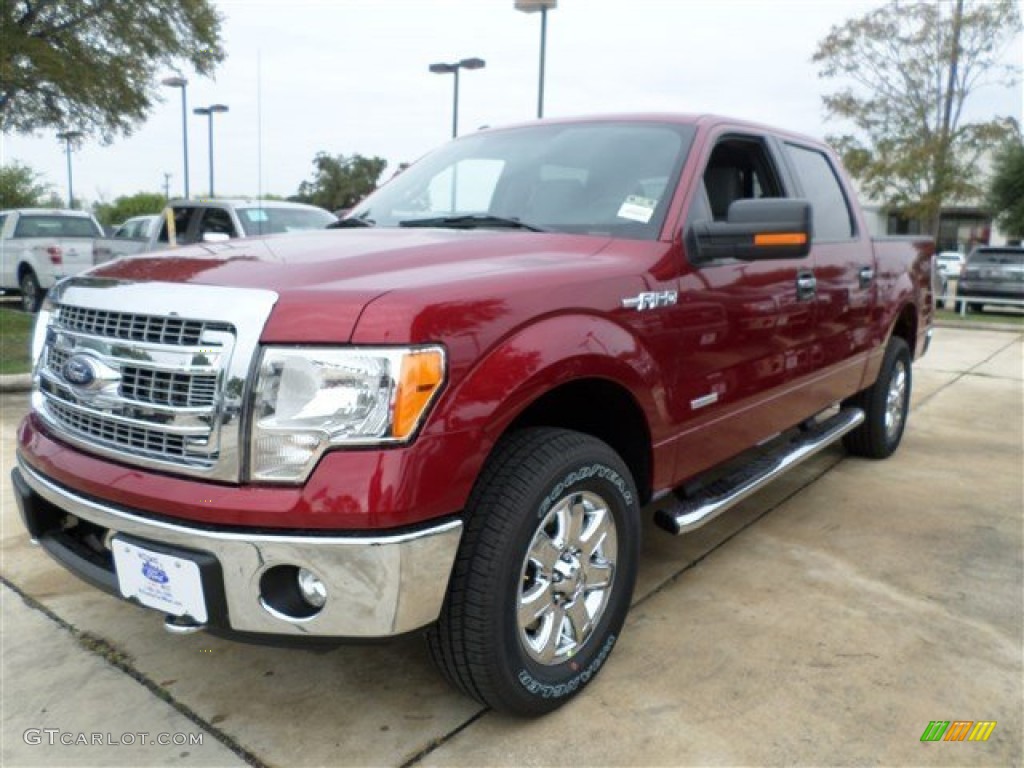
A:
654,407,865,536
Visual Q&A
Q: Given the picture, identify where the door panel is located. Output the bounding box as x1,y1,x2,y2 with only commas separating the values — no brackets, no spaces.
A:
670,133,819,485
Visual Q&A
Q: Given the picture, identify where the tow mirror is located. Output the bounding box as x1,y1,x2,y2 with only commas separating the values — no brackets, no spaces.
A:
692,198,813,261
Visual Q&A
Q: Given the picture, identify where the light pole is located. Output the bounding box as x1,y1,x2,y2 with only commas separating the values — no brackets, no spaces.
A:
193,104,229,196
161,76,190,198
515,0,557,118
429,57,486,138
56,130,83,208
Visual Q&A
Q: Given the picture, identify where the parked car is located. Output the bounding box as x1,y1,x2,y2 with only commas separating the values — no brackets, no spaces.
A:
936,251,964,279
93,200,336,262
0,208,104,312
958,245,1024,313
111,214,161,241
933,251,964,307
13,114,934,716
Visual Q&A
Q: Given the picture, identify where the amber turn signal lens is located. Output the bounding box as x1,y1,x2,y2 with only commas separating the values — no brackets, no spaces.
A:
754,232,808,246
393,350,445,438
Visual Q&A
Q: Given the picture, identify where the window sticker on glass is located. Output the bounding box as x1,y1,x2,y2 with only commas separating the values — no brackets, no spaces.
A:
244,209,269,222
617,195,658,223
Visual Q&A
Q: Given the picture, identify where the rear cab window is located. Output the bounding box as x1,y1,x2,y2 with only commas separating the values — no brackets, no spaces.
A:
968,248,1024,265
13,215,102,239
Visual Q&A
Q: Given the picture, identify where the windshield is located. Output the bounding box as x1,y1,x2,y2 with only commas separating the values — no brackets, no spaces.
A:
237,206,336,236
350,121,696,240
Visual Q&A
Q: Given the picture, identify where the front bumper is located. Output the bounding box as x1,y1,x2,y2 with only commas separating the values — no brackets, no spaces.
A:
13,456,463,639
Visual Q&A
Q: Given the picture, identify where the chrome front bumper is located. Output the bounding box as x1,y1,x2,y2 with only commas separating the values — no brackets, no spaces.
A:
15,457,463,639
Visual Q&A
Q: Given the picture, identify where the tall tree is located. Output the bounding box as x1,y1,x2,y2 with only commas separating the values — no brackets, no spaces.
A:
93,191,167,227
294,153,387,212
987,137,1024,240
0,1,225,140
0,161,52,207
813,0,1022,234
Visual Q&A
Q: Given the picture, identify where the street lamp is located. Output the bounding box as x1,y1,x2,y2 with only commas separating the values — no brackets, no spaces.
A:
515,0,557,118
428,57,486,138
56,130,83,209
161,76,190,198
193,104,229,197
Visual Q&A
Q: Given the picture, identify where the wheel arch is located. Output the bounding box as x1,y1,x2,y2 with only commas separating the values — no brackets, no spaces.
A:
889,301,918,357
430,314,667,509
504,378,654,506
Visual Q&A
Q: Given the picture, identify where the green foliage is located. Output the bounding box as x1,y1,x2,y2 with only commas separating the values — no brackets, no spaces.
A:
813,0,1022,231
0,161,53,208
987,138,1024,238
0,307,33,374
294,153,387,212
93,192,167,227
0,1,225,141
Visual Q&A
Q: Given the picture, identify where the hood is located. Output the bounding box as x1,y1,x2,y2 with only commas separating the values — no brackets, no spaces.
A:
87,228,613,342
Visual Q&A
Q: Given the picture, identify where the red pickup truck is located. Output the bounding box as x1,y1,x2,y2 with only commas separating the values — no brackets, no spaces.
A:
13,114,934,716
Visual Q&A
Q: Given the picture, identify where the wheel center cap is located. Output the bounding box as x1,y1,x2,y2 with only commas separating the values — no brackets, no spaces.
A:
553,551,582,595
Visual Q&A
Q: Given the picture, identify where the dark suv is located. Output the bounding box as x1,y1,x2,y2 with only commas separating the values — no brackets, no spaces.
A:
959,245,1024,312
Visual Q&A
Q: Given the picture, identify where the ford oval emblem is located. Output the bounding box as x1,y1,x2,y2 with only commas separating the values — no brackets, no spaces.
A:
142,560,170,585
63,354,98,388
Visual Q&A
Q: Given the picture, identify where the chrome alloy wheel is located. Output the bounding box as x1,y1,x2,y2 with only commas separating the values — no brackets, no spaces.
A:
885,360,908,442
517,491,618,665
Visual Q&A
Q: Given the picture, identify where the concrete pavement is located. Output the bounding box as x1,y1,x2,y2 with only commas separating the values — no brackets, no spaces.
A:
1,327,1021,766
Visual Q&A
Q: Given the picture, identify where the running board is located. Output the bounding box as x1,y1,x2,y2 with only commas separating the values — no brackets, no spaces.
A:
654,407,865,536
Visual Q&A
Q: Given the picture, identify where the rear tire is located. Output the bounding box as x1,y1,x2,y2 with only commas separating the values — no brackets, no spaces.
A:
19,269,42,313
843,336,911,459
426,428,640,716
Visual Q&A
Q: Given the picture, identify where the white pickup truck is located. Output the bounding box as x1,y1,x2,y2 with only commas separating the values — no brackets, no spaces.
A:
93,199,337,263
0,209,104,312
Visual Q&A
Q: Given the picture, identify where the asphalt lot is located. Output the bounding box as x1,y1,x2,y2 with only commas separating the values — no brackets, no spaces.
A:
1,326,1021,767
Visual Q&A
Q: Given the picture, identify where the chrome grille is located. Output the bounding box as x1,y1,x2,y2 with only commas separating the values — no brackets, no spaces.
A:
120,367,218,408
45,398,189,457
34,279,277,482
55,305,224,346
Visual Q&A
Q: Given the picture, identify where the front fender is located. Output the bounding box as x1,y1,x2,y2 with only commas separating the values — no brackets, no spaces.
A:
417,313,669,507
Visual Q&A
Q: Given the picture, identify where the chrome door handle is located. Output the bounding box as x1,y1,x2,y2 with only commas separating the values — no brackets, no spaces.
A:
859,266,875,289
796,272,817,301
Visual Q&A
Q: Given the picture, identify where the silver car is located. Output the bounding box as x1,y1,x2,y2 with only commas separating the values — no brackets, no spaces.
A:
958,246,1024,313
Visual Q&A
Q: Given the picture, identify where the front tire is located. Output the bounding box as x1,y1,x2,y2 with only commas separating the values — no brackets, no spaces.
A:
843,336,911,459
427,428,640,716
19,269,42,313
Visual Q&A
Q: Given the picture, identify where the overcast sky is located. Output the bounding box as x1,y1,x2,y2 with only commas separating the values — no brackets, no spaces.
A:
2,0,1021,206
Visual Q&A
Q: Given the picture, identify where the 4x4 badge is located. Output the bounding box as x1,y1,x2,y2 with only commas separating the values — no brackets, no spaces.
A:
622,291,678,311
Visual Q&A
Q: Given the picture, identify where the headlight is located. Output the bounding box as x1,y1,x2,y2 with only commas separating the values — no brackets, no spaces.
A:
250,345,445,482
30,300,54,371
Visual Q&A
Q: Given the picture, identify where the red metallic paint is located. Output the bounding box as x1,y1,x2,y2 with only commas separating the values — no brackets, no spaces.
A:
18,115,934,533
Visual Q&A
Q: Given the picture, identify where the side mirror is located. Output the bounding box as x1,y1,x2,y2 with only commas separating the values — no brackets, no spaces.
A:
692,198,813,261
202,231,231,243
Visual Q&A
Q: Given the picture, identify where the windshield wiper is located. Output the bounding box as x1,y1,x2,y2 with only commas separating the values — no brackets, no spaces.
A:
328,216,374,229
398,214,545,232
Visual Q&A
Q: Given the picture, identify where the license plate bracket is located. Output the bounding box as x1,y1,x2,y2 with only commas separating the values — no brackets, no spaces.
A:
112,537,208,623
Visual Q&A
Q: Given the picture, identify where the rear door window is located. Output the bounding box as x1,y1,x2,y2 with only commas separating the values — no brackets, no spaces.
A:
784,144,855,241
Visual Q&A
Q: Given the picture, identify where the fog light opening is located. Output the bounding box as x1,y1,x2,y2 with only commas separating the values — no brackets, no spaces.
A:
258,564,326,621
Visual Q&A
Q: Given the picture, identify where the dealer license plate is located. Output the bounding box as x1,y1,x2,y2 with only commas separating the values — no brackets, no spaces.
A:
112,538,208,623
